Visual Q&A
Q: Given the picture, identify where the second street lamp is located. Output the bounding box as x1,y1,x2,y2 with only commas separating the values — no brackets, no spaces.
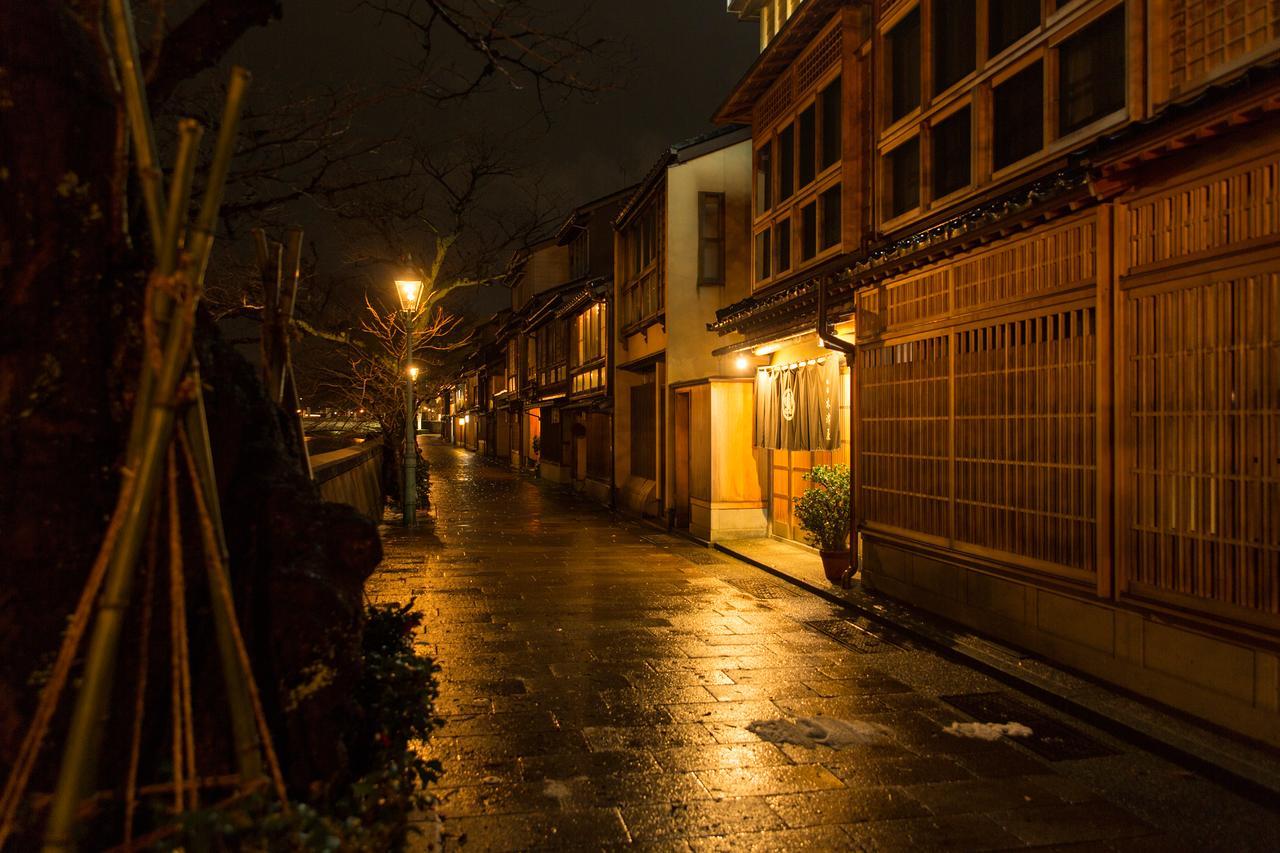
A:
395,277,424,527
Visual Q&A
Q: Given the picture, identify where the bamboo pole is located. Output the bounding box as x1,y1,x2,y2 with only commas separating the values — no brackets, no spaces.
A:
41,68,252,853
125,120,203,460
105,0,164,252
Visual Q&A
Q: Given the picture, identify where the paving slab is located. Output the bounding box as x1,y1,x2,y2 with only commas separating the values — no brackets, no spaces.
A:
370,441,1280,851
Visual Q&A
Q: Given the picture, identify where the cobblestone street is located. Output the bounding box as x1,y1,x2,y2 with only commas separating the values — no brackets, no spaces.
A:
367,441,1280,851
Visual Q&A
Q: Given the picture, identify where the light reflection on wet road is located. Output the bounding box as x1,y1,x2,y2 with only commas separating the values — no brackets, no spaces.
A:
368,441,1280,851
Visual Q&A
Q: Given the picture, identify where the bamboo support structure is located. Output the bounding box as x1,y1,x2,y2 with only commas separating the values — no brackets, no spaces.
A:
41,60,257,852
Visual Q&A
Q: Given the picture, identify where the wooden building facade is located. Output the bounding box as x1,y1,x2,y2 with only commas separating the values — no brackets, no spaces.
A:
715,0,1280,745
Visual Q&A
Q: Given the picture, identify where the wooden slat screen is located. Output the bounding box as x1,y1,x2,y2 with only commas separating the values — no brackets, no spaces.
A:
859,337,951,538
1126,155,1280,269
1125,271,1280,616
856,216,1097,340
953,218,1096,312
955,309,1098,574
1168,0,1280,101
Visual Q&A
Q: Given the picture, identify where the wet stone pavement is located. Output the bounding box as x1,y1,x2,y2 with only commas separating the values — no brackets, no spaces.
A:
367,441,1280,852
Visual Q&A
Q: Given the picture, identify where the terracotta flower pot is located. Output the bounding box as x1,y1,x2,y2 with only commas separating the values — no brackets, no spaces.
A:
819,549,851,584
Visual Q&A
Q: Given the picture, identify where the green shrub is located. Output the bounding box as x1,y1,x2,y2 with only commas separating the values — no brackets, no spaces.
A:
792,464,851,552
160,602,442,851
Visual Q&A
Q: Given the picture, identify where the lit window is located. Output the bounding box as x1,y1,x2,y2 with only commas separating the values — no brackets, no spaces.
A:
698,193,726,285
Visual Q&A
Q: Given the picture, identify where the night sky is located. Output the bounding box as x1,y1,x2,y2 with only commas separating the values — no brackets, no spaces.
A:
218,1,759,318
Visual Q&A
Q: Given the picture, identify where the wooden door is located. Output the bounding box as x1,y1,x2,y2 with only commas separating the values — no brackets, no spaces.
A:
673,391,691,528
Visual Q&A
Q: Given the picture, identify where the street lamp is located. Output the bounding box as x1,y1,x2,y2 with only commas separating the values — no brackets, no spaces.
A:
396,277,424,527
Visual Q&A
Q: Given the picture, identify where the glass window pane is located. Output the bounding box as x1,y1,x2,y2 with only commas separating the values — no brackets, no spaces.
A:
776,218,792,272
801,202,817,261
1058,7,1126,136
889,8,921,121
932,106,971,199
820,77,842,169
778,124,795,201
755,229,772,282
888,136,920,217
799,105,817,188
821,184,841,250
934,0,975,94
994,61,1043,169
989,0,1040,56
755,143,773,215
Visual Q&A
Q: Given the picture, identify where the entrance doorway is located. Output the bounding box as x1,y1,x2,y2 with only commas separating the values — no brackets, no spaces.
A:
673,390,691,529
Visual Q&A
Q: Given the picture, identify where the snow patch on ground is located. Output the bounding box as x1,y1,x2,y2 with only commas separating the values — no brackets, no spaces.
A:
542,779,574,802
944,721,1033,740
747,716,892,749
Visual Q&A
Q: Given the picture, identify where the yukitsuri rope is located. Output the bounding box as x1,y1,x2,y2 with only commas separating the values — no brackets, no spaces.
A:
176,426,290,810
122,515,158,849
166,448,198,814
0,470,138,849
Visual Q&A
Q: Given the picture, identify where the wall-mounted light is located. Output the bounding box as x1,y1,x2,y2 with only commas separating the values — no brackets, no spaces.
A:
753,343,781,357
734,355,750,370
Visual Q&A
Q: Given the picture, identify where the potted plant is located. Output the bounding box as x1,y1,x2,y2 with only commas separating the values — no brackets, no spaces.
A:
792,464,852,583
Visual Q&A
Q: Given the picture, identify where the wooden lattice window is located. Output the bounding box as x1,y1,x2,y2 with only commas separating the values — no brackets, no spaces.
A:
757,78,793,131
954,309,1098,574
796,25,842,94
1125,271,1280,617
1168,0,1280,99
859,336,951,538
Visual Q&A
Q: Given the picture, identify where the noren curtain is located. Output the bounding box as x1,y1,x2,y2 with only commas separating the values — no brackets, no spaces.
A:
752,357,841,451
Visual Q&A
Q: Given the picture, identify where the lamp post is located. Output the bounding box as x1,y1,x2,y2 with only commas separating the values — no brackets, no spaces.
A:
396,277,424,527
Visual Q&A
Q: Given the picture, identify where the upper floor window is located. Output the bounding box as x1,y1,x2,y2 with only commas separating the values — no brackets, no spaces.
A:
755,142,774,215
1058,6,1126,136
989,0,1041,56
888,136,920,219
820,77,842,169
536,322,566,385
798,104,817,188
932,106,971,199
778,124,795,202
569,230,589,279
622,202,662,327
994,61,1043,170
572,303,605,367
933,0,976,94
698,193,726,285
888,8,921,122
628,205,658,275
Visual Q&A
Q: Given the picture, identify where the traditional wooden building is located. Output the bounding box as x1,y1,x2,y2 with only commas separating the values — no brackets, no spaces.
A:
716,0,1280,746
443,190,629,504
611,126,764,538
